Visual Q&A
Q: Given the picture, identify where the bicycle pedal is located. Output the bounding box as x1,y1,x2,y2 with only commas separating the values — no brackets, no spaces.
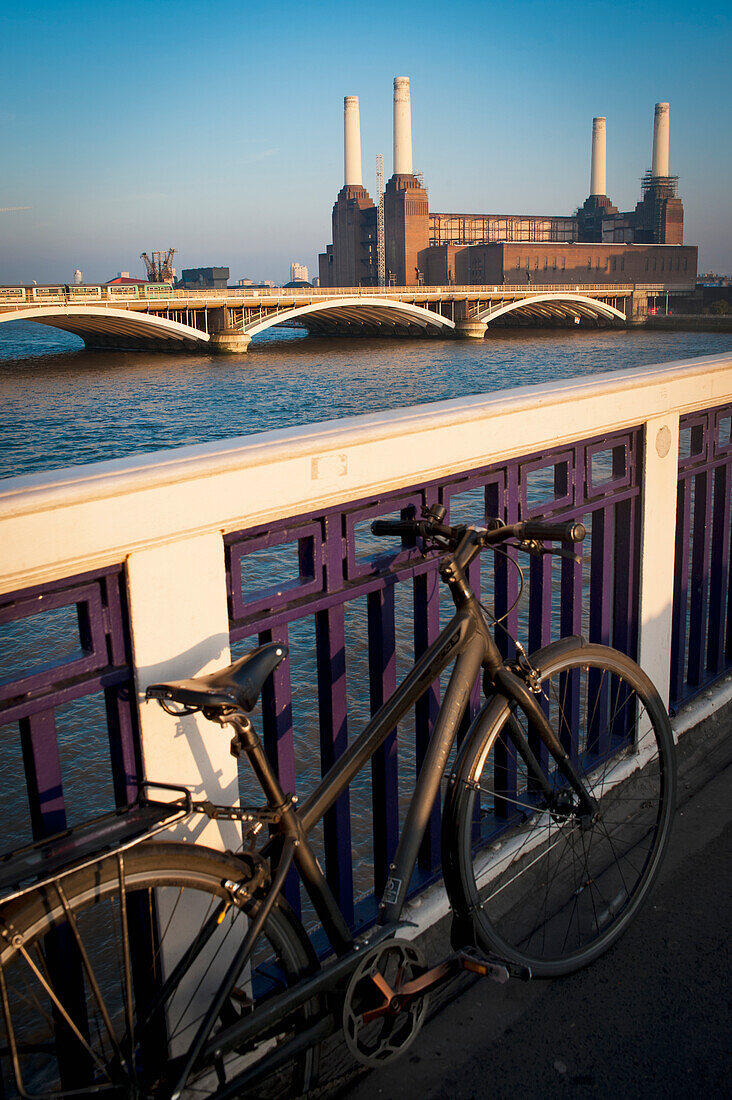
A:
458,949,531,983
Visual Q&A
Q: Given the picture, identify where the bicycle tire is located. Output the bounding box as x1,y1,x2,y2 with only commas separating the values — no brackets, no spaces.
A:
0,841,319,1098
444,642,676,977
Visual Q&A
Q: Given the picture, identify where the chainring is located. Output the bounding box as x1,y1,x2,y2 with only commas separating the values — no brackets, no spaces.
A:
342,938,429,1067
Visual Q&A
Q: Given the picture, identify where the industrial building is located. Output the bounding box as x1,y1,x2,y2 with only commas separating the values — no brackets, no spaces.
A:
179,267,230,289
319,83,694,289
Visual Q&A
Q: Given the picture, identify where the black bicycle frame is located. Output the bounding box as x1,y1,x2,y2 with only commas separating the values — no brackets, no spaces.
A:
178,566,597,1090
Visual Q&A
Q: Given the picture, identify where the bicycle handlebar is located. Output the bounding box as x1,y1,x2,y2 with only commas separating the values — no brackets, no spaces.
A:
371,519,423,538
370,516,586,549
517,520,586,544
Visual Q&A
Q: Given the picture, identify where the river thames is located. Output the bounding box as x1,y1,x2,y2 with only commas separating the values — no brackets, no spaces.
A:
1,321,731,479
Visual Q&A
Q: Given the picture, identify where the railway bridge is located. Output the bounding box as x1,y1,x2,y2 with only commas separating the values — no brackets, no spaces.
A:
0,283,664,353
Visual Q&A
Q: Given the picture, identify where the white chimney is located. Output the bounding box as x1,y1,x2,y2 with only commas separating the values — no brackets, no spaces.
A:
652,102,670,178
344,96,362,186
590,117,606,196
393,76,413,176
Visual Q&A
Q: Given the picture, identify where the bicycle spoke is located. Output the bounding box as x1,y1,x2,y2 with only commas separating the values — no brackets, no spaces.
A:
53,876,129,1078
453,645,674,974
0,845,319,1098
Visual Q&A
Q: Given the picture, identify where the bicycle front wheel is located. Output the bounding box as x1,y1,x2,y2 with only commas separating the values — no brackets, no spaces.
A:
446,643,676,977
0,842,319,1098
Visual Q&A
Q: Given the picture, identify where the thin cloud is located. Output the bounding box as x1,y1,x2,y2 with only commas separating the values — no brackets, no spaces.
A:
0,206,32,213
248,148,278,162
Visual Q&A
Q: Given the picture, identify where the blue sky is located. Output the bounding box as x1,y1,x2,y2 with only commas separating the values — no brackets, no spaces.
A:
1,0,730,284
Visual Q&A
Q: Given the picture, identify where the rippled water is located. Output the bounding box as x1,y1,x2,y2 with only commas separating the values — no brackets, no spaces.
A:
1,320,730,479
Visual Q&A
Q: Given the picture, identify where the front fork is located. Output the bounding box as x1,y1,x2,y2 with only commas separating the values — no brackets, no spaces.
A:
489,662,598,820
441,555,598,821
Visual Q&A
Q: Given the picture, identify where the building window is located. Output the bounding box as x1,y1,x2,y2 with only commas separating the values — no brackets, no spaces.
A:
588,258,592,269
621,256,625,270
612,257,617,271
544,257,548,270
661,258,664,271
516,256,521,268
645,258,649,271
534,257,539,270
684,258,688,270
653,259,657,270
562,257,566,270
553,256,557,269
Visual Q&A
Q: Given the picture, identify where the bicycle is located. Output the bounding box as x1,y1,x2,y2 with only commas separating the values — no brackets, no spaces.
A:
0,504,676,1098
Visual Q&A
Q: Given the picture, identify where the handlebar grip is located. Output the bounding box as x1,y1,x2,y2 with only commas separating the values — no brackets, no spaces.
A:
521,520,586,543
371,519,418,538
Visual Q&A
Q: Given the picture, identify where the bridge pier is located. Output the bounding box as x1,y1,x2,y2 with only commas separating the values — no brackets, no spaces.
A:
455,318,487,339
210,330,252,354
209,307,251,354
629,289,649,326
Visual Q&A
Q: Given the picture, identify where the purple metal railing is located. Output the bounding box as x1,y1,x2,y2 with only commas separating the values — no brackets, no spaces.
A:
1,404,727,930
225,426,643,929
671,402,732,709
0,566,140,849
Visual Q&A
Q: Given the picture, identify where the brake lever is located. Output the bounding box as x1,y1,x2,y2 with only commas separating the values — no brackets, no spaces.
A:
513,539,544,558
547,546,583,564
513,540,581,564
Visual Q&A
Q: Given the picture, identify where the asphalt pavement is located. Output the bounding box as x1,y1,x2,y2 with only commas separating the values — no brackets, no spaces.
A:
338,756,732,1100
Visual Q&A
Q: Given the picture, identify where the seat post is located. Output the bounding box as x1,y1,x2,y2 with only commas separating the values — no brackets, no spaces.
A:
226,713,291,812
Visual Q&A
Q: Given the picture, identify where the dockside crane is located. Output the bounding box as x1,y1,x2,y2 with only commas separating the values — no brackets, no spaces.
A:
140,249,176,283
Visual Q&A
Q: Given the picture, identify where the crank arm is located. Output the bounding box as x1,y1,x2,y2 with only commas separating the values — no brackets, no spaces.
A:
361,949,521,1023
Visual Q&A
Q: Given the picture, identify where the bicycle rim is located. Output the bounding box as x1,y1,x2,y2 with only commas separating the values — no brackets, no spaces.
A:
0,842,318,1098
450,645,676,976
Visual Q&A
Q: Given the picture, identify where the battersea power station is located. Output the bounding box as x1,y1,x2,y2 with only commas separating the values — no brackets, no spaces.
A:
318,78,696,289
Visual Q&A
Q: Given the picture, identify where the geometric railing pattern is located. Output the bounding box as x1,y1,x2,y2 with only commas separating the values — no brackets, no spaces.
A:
0,566,139,848
671,402,732,709
2,403,728,932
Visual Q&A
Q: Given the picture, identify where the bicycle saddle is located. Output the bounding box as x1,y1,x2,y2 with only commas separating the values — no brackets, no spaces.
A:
146,643,288,712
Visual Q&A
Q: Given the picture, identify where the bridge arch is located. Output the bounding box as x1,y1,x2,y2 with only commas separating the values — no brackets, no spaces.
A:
0,306,210,349
243,296,456,339
475,294,626,327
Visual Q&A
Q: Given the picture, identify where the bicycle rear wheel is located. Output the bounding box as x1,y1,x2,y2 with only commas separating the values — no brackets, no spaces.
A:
445,643,676,977
0,842,319,1098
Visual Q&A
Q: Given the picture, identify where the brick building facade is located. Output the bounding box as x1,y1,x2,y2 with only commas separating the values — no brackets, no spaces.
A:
417,241,697,288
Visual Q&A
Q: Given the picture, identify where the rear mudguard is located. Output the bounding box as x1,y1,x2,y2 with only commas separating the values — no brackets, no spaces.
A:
441,634,587,943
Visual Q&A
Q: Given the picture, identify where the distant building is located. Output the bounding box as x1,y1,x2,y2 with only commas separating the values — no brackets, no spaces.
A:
73,269,83,285
290,262,309,283
320,84,692,289
419,242,697,289
107,273,146,285
698,273,729,287
179,267,229,289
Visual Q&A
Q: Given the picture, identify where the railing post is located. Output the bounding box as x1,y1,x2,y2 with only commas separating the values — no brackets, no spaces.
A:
126,532,239,848
638,413,680,709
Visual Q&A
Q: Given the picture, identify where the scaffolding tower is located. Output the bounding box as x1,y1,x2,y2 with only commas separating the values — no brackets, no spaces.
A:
376,154,385,288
